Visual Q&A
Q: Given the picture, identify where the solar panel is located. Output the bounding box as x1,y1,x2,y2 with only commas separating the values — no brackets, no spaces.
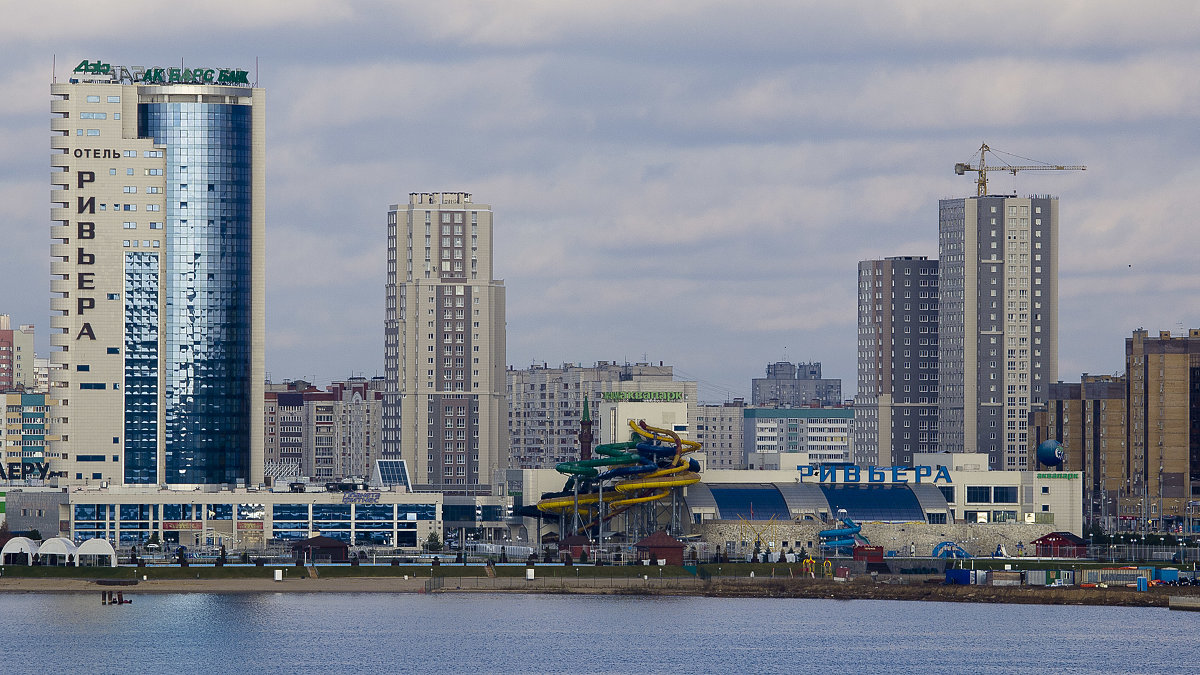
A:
373,459,412,491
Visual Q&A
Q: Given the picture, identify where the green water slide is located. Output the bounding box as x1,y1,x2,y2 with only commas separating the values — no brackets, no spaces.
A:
554,441,640,477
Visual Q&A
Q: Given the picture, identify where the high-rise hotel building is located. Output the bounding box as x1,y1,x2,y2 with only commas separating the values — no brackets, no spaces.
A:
384,193,507,495
938,196,1058,469
49,62,265,486
854,256,939,467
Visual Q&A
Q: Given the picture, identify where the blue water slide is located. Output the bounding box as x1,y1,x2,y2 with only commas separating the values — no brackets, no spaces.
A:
932,541,972,559
819,518,867,549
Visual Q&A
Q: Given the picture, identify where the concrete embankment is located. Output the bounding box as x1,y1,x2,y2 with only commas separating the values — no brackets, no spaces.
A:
1,573,1197,608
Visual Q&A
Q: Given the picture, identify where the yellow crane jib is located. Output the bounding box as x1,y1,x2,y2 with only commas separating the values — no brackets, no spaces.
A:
954,142,1085,197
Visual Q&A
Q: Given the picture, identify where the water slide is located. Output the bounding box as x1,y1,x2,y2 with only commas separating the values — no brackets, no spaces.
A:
536,420,702,525
819,518,868,550
932,541,972,559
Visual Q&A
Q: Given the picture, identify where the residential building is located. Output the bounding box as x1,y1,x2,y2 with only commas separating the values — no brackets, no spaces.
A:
854,256,939,467
693,400,745,470
384,193,507,494
2,392,59,481
32,358,50,394
1124,329,1200,530
744,407,854,469
751,361,841,407
264,378,385,483
1032,374,1127,530
506,361,697,469
938,195,1058,469
0,317,35,391
49,62,265,486
329,377,385,480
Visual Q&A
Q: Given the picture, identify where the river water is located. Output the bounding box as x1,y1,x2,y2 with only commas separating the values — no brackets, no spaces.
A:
0,593,1194,673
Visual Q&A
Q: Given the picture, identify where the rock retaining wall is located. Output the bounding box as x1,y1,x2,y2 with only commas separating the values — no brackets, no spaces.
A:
695,520,1057,558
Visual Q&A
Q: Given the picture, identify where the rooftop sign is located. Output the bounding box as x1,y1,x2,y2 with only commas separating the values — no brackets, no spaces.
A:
600,391,683,402
72,60,251,87
799,464,952,484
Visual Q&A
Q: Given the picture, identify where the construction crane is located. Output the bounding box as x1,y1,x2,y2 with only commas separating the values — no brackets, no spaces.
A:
954,143,1086,197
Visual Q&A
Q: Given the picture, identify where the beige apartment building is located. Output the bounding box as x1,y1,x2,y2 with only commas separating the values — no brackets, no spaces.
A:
693,400,746,470
1125,329,1199,530
49,62,264,486
264,378,384,483
384,193,507,495
1034,374,1127,530
0,317,36,392
506,361,698,469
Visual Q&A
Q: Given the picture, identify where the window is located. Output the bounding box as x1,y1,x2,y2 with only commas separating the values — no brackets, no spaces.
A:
993,486,1018,503
966,486,992,503
107,96,120,103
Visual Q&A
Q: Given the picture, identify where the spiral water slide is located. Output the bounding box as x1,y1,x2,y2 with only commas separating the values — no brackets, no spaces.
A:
536,420,702,520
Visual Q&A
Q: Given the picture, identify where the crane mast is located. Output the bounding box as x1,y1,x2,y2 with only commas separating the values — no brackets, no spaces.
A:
954,143,1086,196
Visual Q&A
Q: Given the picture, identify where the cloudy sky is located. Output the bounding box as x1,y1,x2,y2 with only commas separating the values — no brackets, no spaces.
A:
3,2,1200,402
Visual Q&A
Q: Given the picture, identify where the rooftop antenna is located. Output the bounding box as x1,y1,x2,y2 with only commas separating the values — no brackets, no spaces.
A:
52,54,56,84
255,57,259,87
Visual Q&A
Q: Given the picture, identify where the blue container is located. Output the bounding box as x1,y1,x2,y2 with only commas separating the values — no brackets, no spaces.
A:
1158,568,1179,583
1137,577,1149,592
945,569,971,585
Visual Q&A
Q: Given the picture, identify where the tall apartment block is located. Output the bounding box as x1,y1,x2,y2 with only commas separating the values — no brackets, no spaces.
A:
938,196,1058,469
751,361,841,407
1124,329,1200,528
384,193,507,494
0,316,35,391
49,62,265,486
506,361,696,469
853,257,939,467
693,400,746,470
1033,374,1127,529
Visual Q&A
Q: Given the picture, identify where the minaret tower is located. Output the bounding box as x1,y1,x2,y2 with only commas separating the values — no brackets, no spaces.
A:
578,394,594,461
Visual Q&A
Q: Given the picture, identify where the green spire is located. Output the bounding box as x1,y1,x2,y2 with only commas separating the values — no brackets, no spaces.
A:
581,394,591,422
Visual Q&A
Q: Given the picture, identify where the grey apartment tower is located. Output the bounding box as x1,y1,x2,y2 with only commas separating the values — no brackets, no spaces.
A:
937,196,1058,469
854,256,939,467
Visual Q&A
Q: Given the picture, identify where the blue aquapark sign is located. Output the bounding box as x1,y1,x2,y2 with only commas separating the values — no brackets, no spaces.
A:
799,464,952,484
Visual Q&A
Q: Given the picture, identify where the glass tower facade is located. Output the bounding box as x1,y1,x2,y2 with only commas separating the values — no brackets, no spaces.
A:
138,102,254,484
123,251,160,483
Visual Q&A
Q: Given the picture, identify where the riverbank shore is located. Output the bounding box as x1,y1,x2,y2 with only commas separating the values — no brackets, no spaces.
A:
1,573,1196,607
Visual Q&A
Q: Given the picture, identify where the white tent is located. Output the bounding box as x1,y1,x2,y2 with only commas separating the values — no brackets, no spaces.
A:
1,536,40,565
37,537,78,566
76,538,118,568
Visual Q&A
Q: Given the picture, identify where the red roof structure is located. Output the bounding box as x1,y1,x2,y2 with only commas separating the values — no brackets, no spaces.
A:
635,530,686,566
1031,532,1087,558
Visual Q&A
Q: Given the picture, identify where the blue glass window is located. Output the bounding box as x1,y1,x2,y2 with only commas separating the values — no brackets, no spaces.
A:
398,504,438,521
120,504,152,521
139,101,254,485
272,504,309,520
206,504,233,520
237,504,265,520
312,504,351,521
353,504,394,521
124,252,159,483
